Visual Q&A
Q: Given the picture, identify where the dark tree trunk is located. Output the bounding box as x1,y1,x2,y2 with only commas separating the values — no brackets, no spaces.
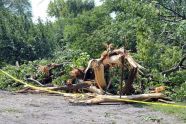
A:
122,67,137,95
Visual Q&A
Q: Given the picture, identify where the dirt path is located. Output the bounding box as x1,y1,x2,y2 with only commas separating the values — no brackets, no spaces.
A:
0,90,184,124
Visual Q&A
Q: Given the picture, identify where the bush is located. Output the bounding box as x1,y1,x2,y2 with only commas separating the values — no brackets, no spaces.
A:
0,49,91,90
0,63,36,90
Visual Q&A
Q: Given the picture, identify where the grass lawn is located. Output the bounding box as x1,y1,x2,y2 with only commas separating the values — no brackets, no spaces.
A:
149,102,186,122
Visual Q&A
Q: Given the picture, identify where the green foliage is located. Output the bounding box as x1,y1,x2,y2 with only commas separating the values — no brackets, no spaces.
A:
0,4,54,64
168,70,186,101
0,48,91,90
2,0,32,17
48,0,95,18
0,63,36,90
171,82,186,102
72,52,90,68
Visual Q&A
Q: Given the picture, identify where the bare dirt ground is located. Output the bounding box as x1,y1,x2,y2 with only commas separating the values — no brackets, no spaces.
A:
0,90,184,124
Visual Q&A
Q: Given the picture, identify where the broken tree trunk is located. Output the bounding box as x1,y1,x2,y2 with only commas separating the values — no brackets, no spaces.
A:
122,67,137,95
91,61,107,89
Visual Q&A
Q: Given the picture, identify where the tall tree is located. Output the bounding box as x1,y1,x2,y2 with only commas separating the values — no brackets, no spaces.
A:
1,0,32,17
48,0,95,18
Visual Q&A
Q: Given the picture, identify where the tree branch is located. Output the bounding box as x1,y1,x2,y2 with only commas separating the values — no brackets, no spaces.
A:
157,2,186,20
162,56,186,75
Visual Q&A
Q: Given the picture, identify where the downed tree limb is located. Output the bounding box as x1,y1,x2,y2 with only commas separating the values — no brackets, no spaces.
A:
50,82,104,94
162,56,186,75
69,93,166,105
47,82,91,91
26,78,45,86
17,82,93,94
17,81,105,95
16,87,46,94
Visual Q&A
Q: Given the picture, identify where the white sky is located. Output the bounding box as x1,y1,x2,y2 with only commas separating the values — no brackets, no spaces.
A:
31,0,103,22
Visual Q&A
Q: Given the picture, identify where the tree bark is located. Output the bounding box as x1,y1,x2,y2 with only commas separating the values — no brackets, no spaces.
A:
122,67,137,95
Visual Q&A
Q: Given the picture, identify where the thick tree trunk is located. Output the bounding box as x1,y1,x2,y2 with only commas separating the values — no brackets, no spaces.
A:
122,67,137,95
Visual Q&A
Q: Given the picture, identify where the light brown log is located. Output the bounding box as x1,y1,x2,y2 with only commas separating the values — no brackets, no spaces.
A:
69,93,166,104
87,86,104,95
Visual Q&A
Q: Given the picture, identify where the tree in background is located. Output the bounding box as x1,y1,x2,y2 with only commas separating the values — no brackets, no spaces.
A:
0,0,54,65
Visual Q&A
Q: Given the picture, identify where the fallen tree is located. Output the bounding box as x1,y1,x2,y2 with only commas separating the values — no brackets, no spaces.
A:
84,45,146,95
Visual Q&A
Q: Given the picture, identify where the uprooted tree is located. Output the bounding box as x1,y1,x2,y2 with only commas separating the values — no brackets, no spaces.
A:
83,45,146,95
5,43,175,105
25,43,147,95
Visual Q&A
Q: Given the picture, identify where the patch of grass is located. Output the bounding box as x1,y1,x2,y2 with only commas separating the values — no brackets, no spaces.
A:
0,108,22,113
104,112,111,117
142,115,162,123
149,102,186,122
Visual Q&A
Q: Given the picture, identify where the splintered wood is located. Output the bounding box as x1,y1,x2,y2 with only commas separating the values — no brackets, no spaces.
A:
91,61,107,89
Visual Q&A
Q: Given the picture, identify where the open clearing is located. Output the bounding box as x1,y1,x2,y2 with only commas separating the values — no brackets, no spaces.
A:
0,90,184,124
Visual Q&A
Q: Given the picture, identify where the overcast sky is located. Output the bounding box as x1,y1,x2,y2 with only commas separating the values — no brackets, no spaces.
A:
31,0,103,22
